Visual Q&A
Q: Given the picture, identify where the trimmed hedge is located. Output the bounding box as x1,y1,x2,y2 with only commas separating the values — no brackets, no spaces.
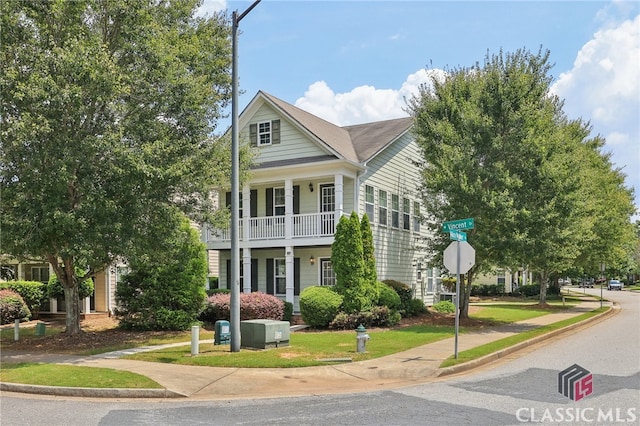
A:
382,279,414,316
200,292,285,323
375,281,401,311
470,284,505,297
299,286,343,328
0,281,46,318
0,289,31,324
329,306,401,330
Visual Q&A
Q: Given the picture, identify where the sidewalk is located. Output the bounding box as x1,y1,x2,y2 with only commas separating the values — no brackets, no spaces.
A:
0,300,615,400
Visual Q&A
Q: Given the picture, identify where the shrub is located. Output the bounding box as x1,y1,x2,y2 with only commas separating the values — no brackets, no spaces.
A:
283,301,293,322
432,300,456,313
441,277,456,293
328,306,400,330
47,274,94,300
115,216,208,331
518,284,541,297
299,286,343,328
382,279,414,315
470,284,505,297
200,292,285,323
206,288,230,297
0,281,46,318
375,281,401,311
405,298,428,316
0,289,31,324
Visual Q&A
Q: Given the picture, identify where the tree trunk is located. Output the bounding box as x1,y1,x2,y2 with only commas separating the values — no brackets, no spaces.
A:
63,283,82,334
539,271,548,305
47,254,82,336
459,271,474,319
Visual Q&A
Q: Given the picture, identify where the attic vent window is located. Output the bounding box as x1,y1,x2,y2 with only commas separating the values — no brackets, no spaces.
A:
250,120,281,147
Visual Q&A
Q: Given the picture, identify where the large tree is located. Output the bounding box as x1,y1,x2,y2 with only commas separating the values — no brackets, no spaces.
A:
409,48,635,314
1,0,233,334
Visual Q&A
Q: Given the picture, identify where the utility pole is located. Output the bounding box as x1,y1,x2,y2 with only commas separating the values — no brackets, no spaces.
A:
230,0,261,352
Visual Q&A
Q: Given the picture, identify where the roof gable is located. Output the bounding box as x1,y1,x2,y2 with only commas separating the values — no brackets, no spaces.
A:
241,91,414,165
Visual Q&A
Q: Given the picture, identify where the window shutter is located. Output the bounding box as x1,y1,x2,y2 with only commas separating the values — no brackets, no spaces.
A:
250,189,258,217
294,258,300,296
249,123,257,147
226,259,231,288
266,188,273,216
293,185,300,214
251,259,258,292
271,119,280,144
266,258,274,295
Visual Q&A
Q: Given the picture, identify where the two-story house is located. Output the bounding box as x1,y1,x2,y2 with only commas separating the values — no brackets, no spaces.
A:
203,91,441,311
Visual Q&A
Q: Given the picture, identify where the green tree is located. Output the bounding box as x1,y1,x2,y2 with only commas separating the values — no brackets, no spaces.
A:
360,213,377,285
409,47,635,313
1,1,233,334
332,212,370,312
114,213,208,330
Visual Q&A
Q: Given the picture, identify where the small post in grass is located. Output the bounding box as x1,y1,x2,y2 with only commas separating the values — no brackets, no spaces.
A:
191,325,199,356
14,319,19,341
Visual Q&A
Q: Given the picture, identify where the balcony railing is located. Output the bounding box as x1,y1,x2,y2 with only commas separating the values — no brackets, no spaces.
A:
207,211,338,242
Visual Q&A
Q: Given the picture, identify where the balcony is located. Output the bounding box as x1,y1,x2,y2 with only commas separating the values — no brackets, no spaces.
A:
206,211,338,245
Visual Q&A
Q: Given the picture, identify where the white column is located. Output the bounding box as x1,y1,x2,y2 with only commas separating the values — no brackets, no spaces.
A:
285,246,294,305
284,179,293,240
83,297,91,314
50,297,58,313
242,185,250,241
242,248,252,293
334,174,344,225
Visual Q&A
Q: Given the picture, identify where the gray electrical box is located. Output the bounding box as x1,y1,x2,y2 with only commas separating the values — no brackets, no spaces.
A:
240,319,290,349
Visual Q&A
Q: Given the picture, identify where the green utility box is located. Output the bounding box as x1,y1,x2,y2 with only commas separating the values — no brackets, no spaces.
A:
35,322,46,336
214,320,230,345
240,319,290,349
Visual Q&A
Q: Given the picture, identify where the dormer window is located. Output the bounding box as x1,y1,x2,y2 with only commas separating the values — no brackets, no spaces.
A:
250,119,280,147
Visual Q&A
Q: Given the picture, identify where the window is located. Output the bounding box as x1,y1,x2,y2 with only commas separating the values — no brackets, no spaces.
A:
250,120,280,146
273,187,285,216
402,197,410,230
31,266,49,283
413,202,421,232
378,190,388,226
320,259,335,286
391,194,400,228
258,121,271,145
497,269,506,286
364,185,374,221
275,258,286,295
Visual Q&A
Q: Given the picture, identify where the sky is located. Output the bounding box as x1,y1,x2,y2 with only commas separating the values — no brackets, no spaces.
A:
199,0,639,218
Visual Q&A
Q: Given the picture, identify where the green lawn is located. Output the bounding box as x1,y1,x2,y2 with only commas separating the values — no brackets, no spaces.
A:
0,301,606,388
125,325,456,367
0,363,162,388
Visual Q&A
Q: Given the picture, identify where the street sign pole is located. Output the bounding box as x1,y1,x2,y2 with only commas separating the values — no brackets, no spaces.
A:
454,241,460,358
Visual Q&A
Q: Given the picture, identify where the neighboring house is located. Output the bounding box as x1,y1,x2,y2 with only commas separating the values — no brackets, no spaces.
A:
202,91,440,311
0,257,128,316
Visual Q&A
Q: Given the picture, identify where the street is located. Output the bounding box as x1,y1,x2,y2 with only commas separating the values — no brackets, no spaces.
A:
1,289,638,425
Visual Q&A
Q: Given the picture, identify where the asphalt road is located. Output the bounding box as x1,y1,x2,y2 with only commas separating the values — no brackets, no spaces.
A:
1,288,638,426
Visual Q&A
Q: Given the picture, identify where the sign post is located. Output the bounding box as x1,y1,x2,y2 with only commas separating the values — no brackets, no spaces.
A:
442,218,475,359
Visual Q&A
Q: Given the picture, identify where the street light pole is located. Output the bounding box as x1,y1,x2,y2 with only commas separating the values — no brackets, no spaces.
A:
230,0,261,353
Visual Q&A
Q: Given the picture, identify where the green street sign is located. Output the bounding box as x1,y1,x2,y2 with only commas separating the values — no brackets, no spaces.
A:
442,218,474,232
449,230,467,241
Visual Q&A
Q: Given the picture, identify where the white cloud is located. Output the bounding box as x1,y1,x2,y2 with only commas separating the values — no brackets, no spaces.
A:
551,13,639,214
294,69,444,126
196,0,227,17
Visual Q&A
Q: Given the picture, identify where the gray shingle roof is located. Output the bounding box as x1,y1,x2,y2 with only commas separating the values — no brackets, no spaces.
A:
258,91,413,164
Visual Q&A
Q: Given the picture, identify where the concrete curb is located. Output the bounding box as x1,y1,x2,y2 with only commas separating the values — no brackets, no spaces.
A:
0,382,187,398
437,304,617,377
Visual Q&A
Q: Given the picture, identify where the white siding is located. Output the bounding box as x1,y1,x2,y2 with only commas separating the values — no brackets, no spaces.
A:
241,105,330,164
358,133,432,289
